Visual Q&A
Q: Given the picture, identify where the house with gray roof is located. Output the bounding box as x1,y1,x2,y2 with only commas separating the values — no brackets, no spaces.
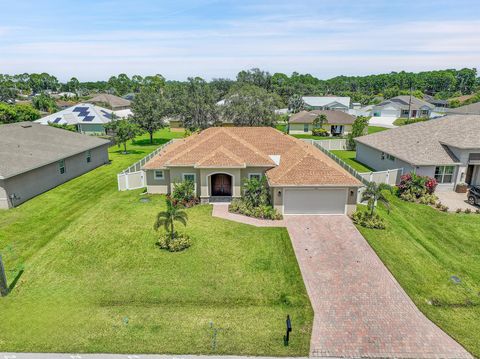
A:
35,103,122,135
372,95,434,119
0,122,110,209
288,110,356,136
354,115,480,191
88,93,132,110
302,96,351,112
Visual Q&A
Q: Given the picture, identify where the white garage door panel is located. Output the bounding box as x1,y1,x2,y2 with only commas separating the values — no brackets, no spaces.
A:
284,188,346,214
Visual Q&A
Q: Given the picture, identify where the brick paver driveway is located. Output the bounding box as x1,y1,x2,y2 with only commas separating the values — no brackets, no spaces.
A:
285,215,472,359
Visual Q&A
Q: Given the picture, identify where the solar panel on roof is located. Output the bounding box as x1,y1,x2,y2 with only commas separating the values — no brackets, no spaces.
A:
83,116,95,122
101,110,113,119
73,106,89,112
53,117,62,124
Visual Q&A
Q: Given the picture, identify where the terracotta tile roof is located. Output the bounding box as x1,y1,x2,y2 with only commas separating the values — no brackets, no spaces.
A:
143,127,362,187
289,110,356,125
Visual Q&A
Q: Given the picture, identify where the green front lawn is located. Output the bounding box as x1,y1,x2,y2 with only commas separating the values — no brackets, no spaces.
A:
330,150,374,172
0,129,312,356
367,126,389,134
357,195,480,357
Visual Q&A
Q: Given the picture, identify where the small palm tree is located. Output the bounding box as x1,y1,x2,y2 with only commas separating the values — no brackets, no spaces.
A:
154,198,188,243
361,182,392,216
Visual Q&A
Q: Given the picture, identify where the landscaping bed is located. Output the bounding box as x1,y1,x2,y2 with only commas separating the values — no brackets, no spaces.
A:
0,130,312,356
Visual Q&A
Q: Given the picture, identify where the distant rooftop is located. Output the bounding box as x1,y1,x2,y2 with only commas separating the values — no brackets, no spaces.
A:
302,96,351,108
89,93,131,109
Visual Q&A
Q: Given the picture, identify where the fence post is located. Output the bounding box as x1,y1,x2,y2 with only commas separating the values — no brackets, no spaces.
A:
0,254,8,297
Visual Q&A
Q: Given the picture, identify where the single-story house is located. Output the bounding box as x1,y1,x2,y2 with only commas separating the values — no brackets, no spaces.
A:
288,110,356,136
445,102,480,115
35,103,122,135
354,115,480,191
302,96,351,112
142,127,362,215
88,93,132,110
424,94,448,110
372,96,434,119
0,122,110,209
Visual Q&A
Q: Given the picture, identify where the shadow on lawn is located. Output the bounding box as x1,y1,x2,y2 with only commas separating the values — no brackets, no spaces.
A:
7,269,24,294
132,138,172,147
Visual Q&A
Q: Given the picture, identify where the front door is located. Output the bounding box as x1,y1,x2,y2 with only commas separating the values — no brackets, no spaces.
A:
212,174,232,196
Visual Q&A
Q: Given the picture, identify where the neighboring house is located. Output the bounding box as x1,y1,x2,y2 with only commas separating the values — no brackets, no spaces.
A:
143,127,362,214
35,103,122,135
349,104,373,117
0,122,110,209
288,110,356,136
445,102,480,115
424,94,448,110
372,96,434,118
89,93,132,110
354,115,480,191
302,96,351,112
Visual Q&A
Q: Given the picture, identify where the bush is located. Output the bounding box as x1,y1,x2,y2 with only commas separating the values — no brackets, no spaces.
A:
229,198,282,220
312,128,329,137
157,232,191,252
456,208,462,213
172,180,198,207
440,205,449,212
419,193,438,205
352,210,386,229
464,208,472,214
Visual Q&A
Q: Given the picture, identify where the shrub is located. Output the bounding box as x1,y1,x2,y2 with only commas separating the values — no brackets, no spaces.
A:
464,208,472,214
172,180,198,207
441,205,449,212
456,208,462,213
157,232,191,252
419,193,437,205
435,201,443,209
397,173,438,203
312,128,329,137
242,176,271,208
352,210,386,229
476,209,480,214
229,198,282,220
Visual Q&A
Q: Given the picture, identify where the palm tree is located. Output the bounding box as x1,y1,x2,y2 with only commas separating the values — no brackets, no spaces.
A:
361,182,392,216
153,198,188,243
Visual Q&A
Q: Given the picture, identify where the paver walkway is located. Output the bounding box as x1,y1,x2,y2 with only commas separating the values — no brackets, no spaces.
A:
212,203,286,227
285,215,472,358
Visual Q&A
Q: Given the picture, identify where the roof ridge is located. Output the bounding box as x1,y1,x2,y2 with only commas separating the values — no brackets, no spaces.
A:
196,145,245,166
225,129,274,161
165,128,222,165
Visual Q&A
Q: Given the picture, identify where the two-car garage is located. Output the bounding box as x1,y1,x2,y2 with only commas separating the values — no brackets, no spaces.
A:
283,188,348,215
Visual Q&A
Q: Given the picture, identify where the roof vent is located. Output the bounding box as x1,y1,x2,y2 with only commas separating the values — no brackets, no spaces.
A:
269,155,281,165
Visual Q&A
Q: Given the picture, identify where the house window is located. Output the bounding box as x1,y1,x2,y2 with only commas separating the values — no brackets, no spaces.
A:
381,152,385,160
58,159,66,174
248,173,262,181
421,110,429,116
434,166,455,183
386,154,395,161
154,170,164,180
401,110,409,117
303,123,309,132
86,150,92,163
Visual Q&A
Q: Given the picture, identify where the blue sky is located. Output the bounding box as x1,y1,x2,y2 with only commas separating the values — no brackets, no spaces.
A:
1,0,479,81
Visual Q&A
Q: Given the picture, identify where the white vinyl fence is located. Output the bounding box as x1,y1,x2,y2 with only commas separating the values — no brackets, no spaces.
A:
310,140,404,194
117,140,174,191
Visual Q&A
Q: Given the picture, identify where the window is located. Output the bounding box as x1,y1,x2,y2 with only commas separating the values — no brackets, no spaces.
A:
386,154,395,161
434,166,455,183
154,170,164,180
58,159,66,174
248,173,262,181
381,152,385,160
86,150,92,163
421,110,429,116
303,123,309,132
401,110,409,117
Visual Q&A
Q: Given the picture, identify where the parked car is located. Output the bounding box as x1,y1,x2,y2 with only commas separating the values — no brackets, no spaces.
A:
467,186,480,206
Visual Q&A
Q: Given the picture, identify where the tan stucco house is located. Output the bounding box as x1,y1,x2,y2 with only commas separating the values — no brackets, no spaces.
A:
355,115,480,191
143,127,362,215
288,110,356,136
0,122,110,209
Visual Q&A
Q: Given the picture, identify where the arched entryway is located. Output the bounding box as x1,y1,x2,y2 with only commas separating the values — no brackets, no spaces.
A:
210,173,232,196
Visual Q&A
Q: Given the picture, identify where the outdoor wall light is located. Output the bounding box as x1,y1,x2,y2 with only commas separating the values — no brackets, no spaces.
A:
278,190,282,197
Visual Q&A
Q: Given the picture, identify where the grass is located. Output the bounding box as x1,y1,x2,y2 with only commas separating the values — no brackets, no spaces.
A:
330,150,374,172
356,194,480,358
0,128,312,356
367,126,389,134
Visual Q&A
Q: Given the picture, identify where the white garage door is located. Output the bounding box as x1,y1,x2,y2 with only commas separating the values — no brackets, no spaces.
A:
284,188,347,214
